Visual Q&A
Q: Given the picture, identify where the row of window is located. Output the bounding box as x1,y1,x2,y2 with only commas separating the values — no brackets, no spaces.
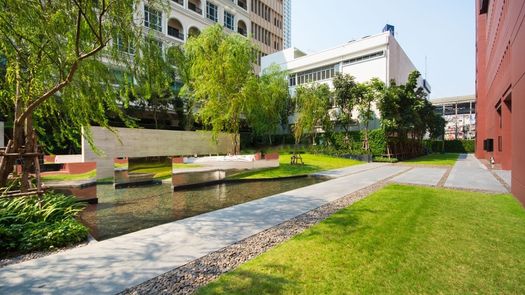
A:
342,51,385,65
251,0,283,30
252,22,282,50
145,4,240,37
434,102,476,116
288,64,338,86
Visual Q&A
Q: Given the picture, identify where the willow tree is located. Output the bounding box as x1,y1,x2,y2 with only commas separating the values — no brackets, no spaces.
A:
0,0,152,188
293,83,332,145
183,24,256,154
245,64,290,145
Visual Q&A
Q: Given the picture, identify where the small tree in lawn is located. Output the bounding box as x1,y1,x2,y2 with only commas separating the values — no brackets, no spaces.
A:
245,64,290,145
0,0,154,189
332,73,357,146
183,25,256,154
355,78,384,154
293,83,332,146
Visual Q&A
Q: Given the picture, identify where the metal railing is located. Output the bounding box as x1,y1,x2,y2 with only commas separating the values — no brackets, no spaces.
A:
168,26,185,40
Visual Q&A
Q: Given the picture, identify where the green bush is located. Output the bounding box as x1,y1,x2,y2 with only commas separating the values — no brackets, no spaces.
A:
424,140,475,153
0,193,88,254
373,156,399,163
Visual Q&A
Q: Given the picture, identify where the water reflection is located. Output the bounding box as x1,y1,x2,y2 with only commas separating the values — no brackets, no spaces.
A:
77,177,324,240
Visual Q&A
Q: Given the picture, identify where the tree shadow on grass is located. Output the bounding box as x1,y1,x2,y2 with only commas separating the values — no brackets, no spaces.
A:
198,266,296,295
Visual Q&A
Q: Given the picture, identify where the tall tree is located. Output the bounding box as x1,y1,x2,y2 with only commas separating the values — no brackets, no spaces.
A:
0,0,155,189
332,73,357,145
355,78,384,153
245,64,290,145
183,24,256,154
130,37,177,129
293,83,332,145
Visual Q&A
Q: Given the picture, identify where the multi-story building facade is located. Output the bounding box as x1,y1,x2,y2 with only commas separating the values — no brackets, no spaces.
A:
261,27,430,129
476,0,525,204
431,95,476,140
249,0,286,66
139,0,251,49
283,0,291,49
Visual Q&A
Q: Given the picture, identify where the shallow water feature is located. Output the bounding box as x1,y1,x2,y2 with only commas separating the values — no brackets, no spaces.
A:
74,177,324,240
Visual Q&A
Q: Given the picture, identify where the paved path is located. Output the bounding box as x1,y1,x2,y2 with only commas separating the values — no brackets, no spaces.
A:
445,154,507,193
494,170,512,187
0,164,409,295
1,154,510,294
392,167,447,186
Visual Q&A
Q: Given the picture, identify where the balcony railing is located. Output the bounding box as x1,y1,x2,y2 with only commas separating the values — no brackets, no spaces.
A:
168,26,185,40
171,0,183,5
188,2,202,14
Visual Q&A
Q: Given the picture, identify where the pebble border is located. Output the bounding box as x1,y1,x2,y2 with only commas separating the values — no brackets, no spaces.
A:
119,171,407,295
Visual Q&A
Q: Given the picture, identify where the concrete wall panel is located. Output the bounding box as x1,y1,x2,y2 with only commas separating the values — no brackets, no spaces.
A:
82,127,238,179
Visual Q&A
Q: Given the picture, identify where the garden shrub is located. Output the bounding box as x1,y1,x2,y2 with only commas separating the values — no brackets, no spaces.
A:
373,156,399,163
424,140,475,153
0,193,88,254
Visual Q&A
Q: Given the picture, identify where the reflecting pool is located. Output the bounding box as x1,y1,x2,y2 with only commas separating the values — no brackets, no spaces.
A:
64,177,324,240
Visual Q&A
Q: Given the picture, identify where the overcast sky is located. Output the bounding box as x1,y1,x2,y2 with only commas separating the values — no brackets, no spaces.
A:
291,0,475,99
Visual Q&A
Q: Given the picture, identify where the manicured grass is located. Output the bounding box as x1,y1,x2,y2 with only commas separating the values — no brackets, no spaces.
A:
229,153,362,179
198,184,525,295
41,170,96,182
403,153,460,166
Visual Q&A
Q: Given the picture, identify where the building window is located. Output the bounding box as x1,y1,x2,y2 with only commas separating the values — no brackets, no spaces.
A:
343,51,385,65
224,11,235,30
115,35,135,55
144,5,162,32
293,64,338,86
206,2,218,22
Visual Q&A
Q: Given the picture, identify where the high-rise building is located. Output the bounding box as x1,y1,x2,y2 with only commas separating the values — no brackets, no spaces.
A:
476,0,525,204
249,0,285,66
283,0,291,48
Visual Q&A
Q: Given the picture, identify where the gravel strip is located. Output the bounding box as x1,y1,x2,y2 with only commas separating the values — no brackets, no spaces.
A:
119,171,407,295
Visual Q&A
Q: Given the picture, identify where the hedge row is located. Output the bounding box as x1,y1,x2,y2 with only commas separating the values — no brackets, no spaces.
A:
424,140,475,153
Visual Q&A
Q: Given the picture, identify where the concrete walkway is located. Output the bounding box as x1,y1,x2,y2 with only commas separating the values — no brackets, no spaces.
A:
445,154,507,193
0,164,409,295
0,154,510,294
392,167,447,186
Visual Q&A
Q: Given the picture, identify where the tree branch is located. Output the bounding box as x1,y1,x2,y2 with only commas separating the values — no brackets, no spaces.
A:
16,42,106,125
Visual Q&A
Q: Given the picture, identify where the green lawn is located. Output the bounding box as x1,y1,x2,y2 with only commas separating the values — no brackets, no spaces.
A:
198,184,525,295
41,170,96,182
403,153,460,166
229,153,362,179
172,163,203,169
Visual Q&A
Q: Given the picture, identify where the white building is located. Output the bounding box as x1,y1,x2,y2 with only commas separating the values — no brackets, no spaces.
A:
138,0,251,49
431,95,476,140
261,27,430,129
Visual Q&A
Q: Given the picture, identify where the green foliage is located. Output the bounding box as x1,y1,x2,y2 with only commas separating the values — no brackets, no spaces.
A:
0,0,147,152
332,73,357,134
367,129,387,156
0,193,88,254
245,64,290,141
293,83,332,144
424,140,475,153
373,156,399,163
183,24,256,152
